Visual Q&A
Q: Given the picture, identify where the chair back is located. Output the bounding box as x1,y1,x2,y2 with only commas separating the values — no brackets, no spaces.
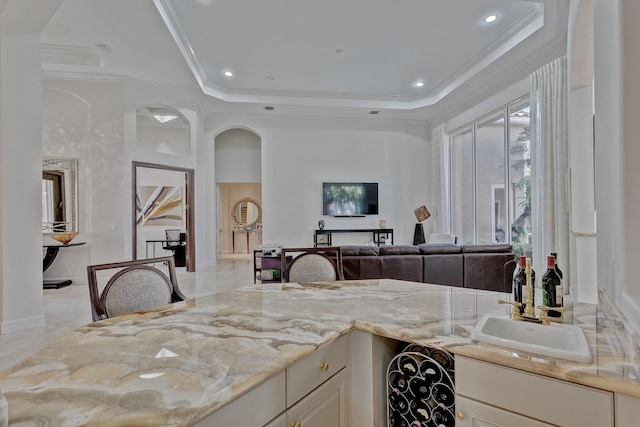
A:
165,229,181,243
163,229,184,251
281,247,344,283
86,256,187,321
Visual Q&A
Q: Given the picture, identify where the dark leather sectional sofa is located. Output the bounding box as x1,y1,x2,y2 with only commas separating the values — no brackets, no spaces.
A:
341,243,516,293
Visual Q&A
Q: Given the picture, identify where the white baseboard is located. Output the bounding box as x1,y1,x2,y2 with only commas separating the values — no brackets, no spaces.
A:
0,314,45,334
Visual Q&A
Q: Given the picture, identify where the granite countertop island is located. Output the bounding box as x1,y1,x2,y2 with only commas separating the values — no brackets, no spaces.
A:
1,279,639,425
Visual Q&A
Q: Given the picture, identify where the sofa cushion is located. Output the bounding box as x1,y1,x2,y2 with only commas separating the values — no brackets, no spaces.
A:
379,245,420,255
417,243,462,254
423,253,464,287
341,245,380,256
463,252,516,292
461,244,512,253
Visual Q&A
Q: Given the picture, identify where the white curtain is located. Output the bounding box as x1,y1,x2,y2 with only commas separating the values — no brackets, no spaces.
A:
530,57,570,292
430,124,450,235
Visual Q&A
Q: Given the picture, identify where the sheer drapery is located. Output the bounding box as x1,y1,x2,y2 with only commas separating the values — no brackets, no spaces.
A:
430,124,450,235
530,57,570,292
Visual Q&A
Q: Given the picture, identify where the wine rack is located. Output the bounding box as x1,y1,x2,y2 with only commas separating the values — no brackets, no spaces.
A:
386,344,455,427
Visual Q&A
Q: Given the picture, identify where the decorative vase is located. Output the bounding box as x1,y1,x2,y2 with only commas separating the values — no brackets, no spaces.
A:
379,219,387,229
318,219,325,230
51,232,78,245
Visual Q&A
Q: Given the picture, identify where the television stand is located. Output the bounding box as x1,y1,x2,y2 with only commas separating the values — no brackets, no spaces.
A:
314,228,393,247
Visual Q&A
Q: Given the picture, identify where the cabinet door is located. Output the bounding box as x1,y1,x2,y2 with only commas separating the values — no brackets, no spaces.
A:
456,396,554,427
287,369,346,427
264,413,287,427
615,393,640,427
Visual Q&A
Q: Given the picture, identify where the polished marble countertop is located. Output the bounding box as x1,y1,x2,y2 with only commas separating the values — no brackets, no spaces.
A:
1,279,639,426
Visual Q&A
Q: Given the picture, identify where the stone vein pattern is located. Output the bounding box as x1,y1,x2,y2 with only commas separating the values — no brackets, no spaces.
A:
0,280,639,426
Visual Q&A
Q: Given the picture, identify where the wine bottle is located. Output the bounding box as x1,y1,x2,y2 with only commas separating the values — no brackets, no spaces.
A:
512,256,526,314
542,255,563,317
551,251,563,280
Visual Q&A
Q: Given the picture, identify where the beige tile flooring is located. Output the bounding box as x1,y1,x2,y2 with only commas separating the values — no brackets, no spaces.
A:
0,257,254,372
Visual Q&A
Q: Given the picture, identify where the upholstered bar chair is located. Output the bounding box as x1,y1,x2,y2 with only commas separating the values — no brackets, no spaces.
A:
280,247,345,283
86,256,187,321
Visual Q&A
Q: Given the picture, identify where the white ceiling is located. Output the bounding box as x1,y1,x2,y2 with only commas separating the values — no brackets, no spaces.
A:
39,0,568,121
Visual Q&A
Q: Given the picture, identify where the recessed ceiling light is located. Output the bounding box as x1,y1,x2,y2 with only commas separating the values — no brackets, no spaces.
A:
223,71,233,77
369,110,380,115
414,81,424,88
483,14,498,23
153,114,178,124
265,75,277,80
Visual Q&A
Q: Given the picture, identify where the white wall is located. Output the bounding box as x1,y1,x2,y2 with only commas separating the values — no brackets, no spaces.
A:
207,114,431,248
215,129,261,183
41,78,126,283
137,124,189,156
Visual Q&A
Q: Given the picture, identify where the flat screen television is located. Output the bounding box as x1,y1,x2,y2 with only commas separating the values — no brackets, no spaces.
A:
322,182,379,216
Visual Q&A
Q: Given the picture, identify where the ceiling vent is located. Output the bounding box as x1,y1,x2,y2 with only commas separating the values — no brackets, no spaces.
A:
264,106,275,111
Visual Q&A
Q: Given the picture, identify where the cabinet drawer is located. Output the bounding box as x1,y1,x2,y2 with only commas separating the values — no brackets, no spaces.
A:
287,335,347,406
456,356,613,427
194,371,286,426
456,395,554,427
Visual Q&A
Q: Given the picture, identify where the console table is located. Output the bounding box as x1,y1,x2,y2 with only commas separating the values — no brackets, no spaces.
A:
233,229,261,254
314,228,393,247
42,242,86,289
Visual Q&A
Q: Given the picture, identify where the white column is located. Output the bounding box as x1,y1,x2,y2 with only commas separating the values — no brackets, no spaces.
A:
0,0,63,333
0,32,45,333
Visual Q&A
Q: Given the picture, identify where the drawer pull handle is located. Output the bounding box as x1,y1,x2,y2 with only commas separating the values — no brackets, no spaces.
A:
292,422,301,427
456,410,465,420
320,362,329,371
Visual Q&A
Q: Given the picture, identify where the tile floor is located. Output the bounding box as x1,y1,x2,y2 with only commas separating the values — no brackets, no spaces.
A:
0,257,254,372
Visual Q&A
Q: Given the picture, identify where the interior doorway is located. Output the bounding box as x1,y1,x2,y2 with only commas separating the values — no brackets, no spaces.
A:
214,128,262,260
217,183,262,258
132,161,195,271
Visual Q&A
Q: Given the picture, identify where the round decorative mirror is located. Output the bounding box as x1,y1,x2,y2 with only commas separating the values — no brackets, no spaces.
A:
232,198,262,229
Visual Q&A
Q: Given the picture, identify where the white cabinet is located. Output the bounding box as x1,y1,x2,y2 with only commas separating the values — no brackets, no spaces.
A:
456,396,553,427
287,369,347,427
287,335,347,406
456,356,614,427
615,393,640,427
196,335,348,426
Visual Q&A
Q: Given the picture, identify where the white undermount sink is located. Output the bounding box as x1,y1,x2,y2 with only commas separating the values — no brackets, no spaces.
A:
471,313,593,363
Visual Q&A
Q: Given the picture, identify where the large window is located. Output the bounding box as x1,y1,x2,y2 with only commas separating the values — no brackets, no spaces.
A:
449,99,531,257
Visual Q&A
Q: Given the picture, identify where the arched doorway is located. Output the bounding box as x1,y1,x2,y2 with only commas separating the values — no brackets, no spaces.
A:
214,128,262,258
